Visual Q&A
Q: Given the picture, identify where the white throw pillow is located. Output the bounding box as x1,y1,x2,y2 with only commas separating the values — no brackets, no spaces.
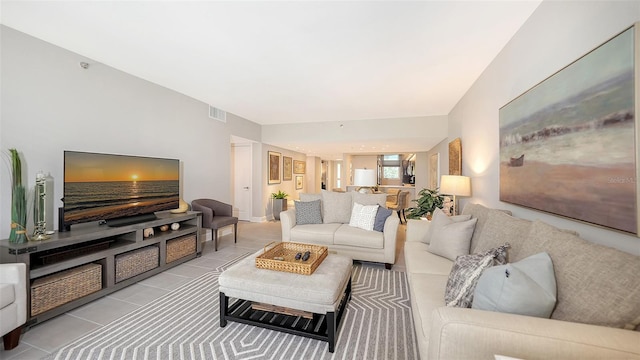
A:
422,208,471,244
428,208,477,261
349,202,379,231
472,252,557,318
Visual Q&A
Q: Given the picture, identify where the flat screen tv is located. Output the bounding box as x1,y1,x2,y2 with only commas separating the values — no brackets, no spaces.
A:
63,151,180,228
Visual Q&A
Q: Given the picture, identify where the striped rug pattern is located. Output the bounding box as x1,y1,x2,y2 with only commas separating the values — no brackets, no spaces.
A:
45,254,418,359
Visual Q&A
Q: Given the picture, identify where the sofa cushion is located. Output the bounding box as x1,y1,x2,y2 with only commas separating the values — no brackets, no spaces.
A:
407,273,449,343
519,220,640,329
472,252,557,318
405,242,453,275
294,199,323,225
445,244,510,308
321,190,353,224
474,210,531,262
373,207,393,232
461,203,512,254
349,203,379,231
334,224,384,249
290,223,341,245
352,192,387,207
428,208,478,261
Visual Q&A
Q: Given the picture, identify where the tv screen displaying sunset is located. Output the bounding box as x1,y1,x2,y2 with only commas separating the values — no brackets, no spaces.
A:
63,151,180,226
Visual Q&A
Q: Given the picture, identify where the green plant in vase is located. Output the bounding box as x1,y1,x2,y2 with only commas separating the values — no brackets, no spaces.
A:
7,149,27,243
271,190,289,220
405,188,444,220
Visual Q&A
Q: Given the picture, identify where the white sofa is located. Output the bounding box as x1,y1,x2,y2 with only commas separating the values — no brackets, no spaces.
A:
405,203,640,360
281,190,400,269
0,263,27,350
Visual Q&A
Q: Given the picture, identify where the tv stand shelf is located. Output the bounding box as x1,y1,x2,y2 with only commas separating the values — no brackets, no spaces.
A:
0,211,202,328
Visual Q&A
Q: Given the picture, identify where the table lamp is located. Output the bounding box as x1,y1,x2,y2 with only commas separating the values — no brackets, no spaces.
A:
439,175,471,215
353,169,377,193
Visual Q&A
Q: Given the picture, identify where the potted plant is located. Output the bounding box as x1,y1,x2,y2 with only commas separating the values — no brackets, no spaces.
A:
405,188,444,220
271,190,289,220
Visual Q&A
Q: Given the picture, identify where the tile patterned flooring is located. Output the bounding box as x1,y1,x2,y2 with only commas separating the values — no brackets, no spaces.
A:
0,220,406,360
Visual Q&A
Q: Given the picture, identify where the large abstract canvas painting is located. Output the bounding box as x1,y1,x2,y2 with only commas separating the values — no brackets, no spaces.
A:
500,26,638,235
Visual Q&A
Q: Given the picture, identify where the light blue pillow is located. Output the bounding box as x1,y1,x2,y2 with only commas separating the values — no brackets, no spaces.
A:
294,200,323,225
472,252,557,318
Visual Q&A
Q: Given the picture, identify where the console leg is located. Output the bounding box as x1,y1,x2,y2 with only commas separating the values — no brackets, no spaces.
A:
327,311,336,353
385,263,392,270
3,326,21,350
234,223,238,243
219,292,228,327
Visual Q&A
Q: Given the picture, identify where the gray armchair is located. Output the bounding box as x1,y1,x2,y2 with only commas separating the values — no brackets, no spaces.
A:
191,199,238,251
0,263,27,350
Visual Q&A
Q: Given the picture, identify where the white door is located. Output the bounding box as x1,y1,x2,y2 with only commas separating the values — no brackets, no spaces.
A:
232,144,252,221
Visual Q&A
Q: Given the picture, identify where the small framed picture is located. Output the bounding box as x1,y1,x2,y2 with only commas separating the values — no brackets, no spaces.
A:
293,160,306,174
295,175,303,190
283,156,292,181
268,151,281,184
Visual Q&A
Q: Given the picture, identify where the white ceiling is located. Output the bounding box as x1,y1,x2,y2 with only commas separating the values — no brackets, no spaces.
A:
1,0,541,157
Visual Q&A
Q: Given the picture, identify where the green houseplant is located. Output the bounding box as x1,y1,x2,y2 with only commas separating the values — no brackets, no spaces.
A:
271,190,289,220
405,188,444,220
7,148,27,243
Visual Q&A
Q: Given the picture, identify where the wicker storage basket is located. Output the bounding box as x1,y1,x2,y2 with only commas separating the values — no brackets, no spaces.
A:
115,245,159,283
31,263,102,316
256,242,328,275
166,234,196,263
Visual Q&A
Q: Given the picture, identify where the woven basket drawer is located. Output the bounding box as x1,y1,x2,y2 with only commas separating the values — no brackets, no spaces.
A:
115,246,159,283
31,263,102,316
166,234,196,263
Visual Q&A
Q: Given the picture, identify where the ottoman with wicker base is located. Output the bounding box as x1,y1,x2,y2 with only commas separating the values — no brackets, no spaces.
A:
218,250,352,353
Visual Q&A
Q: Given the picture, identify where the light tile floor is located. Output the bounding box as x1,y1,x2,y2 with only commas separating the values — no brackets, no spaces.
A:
0,220,406,360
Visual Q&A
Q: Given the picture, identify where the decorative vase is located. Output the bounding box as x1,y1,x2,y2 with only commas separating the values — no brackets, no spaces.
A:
272,199,288,220
8,149,27,244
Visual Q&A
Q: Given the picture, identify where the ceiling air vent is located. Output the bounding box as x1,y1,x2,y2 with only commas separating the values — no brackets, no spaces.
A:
209,106,227,123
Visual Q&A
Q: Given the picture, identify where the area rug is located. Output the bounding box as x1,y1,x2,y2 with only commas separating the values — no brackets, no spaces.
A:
44,254,418,359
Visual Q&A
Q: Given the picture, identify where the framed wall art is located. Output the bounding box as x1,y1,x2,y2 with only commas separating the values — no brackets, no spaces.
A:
296,175,303,190
268,151,281,184
294,160,306,174
499,25,639,235
283,156,292,181
448,138,461,175
429,153,440,190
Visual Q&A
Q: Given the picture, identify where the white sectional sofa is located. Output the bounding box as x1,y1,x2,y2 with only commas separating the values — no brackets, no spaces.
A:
280,190,400,269
405,203,640,360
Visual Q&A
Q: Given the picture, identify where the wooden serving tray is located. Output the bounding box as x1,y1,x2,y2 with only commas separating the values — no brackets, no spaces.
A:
255,242,328,275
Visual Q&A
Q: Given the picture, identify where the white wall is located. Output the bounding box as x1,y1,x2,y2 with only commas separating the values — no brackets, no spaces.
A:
449,1,640,254
0,26,262,237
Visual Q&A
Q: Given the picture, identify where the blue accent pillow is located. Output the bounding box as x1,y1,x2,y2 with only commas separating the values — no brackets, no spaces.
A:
295,200,323,225
373,207,393,232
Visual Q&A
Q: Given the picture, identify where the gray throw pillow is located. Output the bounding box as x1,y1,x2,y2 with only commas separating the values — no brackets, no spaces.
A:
473,252,557,318
428,208,478,261
444,244,510,308
295,200,322,225
373,207,393,232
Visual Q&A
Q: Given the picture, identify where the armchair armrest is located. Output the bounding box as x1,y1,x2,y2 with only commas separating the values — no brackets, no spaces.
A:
0,263,27,335
192,202,214,228
382,214,400,264
429,307,640,360
280,209,296,242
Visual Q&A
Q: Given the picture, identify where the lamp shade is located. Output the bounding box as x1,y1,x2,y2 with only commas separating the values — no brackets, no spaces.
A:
353,169,377,187
440,175,471,196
